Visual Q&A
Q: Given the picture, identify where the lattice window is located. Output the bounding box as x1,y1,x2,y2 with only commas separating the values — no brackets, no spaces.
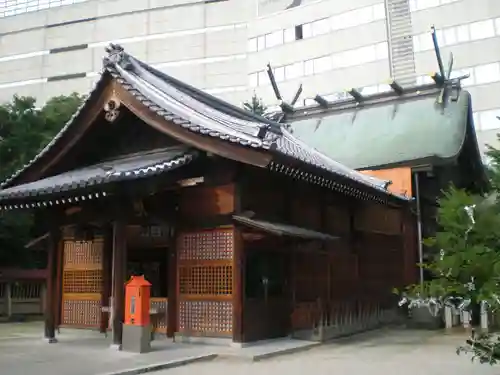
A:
179,300,232,335
64,240,103,268
179,265,232,296
62,298,101,327
151,298,168,333
178,229,234,260
63,270,103,293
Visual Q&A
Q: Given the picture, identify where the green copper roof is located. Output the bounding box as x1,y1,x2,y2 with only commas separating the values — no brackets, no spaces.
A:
288,90,473,170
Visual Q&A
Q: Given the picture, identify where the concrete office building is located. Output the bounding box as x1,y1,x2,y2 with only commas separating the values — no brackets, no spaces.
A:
0,0,499,152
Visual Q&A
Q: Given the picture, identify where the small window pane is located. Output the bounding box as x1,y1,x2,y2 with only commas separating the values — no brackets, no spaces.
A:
304,60,314,76
419,33,434,51
284,27,295,43
475,63,500,85
443,27,457,46
473,112,479,129
313,56,332,73
265,30,283,48
285,61,304,79
302,23,313,38
248,73,258,87
257,36,265,51
413,36,421,52
274,66,285,82
456,25,470,42
479,109,500,131
258,71,267,86
469,20,495,41
312,18,330,36
248,38,257,52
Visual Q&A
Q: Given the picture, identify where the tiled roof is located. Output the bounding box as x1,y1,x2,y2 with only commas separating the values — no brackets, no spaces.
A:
0,44,410,204
0,147,195,202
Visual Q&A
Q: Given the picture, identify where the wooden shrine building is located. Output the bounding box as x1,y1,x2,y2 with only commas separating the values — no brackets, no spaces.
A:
282,81,487,286
0,45,414,345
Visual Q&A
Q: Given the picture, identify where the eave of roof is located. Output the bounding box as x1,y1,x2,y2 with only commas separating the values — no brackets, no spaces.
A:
0,147,196,208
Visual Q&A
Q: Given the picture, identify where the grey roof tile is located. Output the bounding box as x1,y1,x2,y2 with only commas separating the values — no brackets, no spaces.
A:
0,147,195,201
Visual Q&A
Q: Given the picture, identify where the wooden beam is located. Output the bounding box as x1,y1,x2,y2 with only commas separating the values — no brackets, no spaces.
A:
167,226,177,338
232,227,244,343
111,220,127,347
44,227,60,343
232,179,244,343
100,226,113,334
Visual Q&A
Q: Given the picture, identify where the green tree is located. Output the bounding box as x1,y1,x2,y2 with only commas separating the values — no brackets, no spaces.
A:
243,94,267,116
0,93,84,267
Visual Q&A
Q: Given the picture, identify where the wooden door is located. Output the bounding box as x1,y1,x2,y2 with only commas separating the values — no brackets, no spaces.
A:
244,249,291,341
60,239,103,328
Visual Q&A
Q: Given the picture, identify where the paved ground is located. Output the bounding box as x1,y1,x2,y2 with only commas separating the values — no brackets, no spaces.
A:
0,322,217,375
1,322,499,375
155,329,500,375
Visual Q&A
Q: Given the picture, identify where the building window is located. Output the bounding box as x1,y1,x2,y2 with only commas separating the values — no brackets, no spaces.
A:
274,66,285,82
311,18,330,37
295,25,304,40
313,56,332,73
248,73,258,87
265,30,284,48
479,109,500,131
258,71,268,86
285,61,304,79
284,27,295,43
304,59,314,76
474,62,500,85
248,38,257,52
257,36,265,51
443,27,457,46
302,23,313,38
456,24,470,43
469,20,495,41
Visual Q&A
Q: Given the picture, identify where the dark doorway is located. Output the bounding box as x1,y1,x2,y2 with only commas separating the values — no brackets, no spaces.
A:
243,247,291,342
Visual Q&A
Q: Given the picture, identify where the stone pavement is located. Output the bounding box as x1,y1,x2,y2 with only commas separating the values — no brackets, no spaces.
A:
0,322,217,375
0,321,317,375
153,328,500,375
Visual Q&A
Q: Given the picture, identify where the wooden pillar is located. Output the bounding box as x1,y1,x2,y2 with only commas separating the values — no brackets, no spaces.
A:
100,226,113,334
232,228,244,343
44,227,60,343
111,220,127,348
5,282,12,318
55,233,64,328
166,227,177,339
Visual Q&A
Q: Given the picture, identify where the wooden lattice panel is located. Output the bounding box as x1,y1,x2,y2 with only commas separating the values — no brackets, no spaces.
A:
179,265,232,295
61,239,103,329
62,297,101,327
63,270,103,294
178,229,234,261
178,300,232,335
151,298,167,333
63,240,103,268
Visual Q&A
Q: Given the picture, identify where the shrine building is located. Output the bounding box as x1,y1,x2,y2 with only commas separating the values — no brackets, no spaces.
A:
0,44,415,345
